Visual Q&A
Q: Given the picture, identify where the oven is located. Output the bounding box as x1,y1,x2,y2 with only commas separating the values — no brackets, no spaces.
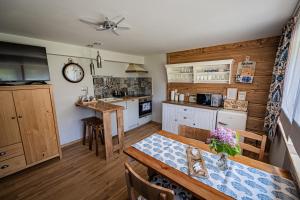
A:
139,97,152,118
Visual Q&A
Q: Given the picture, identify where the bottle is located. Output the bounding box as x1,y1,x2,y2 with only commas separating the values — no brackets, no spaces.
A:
174,93,179,102
171,90,175,101
179,94,185,102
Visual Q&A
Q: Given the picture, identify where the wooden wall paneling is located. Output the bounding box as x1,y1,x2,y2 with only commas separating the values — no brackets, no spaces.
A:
167,36,280,133
0,91,21,147
247,117,265,132
247,104,268,118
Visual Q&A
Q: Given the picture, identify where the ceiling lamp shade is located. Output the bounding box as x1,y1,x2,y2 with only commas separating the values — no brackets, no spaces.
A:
125,63,148,73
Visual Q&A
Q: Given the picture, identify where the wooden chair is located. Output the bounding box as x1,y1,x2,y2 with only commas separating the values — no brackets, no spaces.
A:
237,130,267,161
125,162,175,200
178,125,210,143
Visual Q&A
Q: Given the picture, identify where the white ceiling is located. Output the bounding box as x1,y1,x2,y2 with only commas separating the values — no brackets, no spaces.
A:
0,0,297,55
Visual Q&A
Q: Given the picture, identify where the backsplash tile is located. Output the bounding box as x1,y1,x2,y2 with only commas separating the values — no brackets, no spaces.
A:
93,76,152,98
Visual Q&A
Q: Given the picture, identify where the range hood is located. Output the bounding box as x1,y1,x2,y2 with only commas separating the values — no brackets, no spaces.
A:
125,63,148,73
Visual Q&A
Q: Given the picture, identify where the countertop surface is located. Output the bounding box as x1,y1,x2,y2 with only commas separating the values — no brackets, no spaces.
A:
103,95,152,103
76,101,124,113
162,100,220,110
75,95,151,112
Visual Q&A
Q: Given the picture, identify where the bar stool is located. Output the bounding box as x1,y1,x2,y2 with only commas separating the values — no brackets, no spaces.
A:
90,123,105,156
81,117,104,151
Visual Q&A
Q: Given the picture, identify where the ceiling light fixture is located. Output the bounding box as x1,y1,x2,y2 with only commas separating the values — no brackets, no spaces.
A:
86,42,103,68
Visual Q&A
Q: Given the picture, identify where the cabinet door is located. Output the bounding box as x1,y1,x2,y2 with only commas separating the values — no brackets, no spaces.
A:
0,91,21,147
162,104,178,134
13,89,59,164
194,108,217,131
125,99,139,131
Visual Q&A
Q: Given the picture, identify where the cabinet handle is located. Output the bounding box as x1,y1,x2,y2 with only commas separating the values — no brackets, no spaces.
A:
0,152,6,156
175,119,177,122
218,122,228,126
1,164,9,169
183,116,187,119
18,116,23,118
11,117,16,119
193,123,196,126
184,109,187,111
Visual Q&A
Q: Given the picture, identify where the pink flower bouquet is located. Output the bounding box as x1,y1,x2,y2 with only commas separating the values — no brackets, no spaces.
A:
208,127,241,157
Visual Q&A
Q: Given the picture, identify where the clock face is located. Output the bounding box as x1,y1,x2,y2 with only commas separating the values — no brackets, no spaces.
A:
62,63,84,83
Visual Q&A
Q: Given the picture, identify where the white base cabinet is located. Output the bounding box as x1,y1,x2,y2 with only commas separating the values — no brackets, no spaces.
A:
125,99,139,131
138,114,152,126
162,103,217,134
111,99,139,136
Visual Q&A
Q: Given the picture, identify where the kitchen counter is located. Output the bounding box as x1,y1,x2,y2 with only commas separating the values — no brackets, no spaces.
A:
76,101,124,113
162,100,220,110
98,95,152,103
75,100,124,160
76,95,151,111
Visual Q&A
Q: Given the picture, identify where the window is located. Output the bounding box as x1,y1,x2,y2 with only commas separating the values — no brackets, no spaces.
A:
282,16,300,126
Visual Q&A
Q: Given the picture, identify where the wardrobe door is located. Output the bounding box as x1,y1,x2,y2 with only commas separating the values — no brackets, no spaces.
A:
0,91,21,147
13,88,59,164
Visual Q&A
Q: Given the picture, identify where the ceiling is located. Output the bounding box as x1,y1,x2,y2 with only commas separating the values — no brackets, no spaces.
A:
0,0,298,55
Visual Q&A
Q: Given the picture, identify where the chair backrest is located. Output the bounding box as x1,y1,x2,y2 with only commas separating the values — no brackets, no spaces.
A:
124,162,174,200
237,130,267,161
178,125,210,143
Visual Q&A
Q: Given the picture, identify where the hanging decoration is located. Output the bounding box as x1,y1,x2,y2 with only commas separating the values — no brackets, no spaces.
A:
236,56,256,83
96,50,102,68
90,59,95,75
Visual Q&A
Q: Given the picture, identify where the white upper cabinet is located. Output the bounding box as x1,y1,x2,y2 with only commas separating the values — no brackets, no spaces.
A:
165,59,234,84
165,63,194,83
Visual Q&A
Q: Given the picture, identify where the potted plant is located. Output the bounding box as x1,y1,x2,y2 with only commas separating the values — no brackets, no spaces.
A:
208,127,241,170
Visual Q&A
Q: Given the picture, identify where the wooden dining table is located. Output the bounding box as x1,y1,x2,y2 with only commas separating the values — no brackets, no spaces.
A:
124,130,295,200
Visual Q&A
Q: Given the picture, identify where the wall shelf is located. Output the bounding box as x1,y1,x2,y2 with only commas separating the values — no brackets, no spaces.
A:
165,59,234,84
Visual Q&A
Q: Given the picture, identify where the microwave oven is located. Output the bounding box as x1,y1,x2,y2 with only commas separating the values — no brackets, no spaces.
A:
197,93,223,107
196,93,211,106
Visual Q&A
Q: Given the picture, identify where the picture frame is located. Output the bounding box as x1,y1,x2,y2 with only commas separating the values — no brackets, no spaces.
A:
227,88,238,100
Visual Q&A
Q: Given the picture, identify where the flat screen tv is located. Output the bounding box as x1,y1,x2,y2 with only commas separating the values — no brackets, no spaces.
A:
0,41,50,83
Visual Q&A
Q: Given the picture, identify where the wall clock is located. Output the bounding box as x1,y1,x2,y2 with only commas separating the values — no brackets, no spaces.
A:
62,58,84,83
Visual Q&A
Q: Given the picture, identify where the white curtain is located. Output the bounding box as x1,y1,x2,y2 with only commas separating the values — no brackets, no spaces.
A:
282,16,300,126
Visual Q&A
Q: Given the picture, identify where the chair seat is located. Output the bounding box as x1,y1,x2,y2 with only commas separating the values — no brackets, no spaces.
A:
150,175,192,200
82,116,103,126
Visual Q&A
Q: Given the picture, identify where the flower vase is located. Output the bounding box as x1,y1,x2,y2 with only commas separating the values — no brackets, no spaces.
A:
217,152,229,171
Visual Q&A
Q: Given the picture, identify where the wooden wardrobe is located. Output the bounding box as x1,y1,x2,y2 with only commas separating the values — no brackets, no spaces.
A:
0,85,61,178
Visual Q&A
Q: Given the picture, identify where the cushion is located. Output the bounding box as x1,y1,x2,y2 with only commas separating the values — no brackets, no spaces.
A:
150,175,193,200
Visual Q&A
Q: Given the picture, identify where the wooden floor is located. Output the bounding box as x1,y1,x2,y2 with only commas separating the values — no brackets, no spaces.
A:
0,122,162,200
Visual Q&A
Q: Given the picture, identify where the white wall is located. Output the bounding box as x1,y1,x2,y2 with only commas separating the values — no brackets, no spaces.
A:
144,54,167,123
269,112,300,187
0,33,144,64
0,33,144,145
